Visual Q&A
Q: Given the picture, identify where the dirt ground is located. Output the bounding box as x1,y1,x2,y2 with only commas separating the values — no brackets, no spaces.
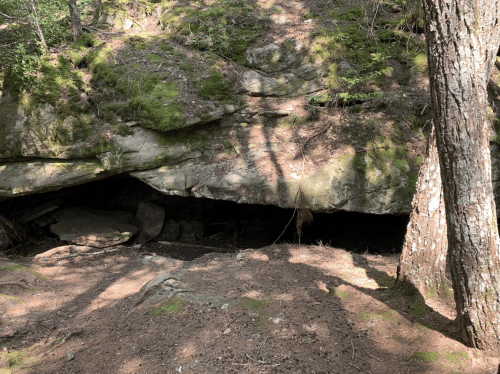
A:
1,241,499,374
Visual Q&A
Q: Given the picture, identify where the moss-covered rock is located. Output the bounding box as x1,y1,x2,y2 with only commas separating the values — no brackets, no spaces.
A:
93,1,131,29
159,0,269,64
245,42,300,73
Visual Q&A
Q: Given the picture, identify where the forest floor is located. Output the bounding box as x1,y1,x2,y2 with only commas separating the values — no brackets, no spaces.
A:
1,240,499,374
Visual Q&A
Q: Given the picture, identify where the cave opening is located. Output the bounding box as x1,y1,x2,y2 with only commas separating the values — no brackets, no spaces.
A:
0,174,409,260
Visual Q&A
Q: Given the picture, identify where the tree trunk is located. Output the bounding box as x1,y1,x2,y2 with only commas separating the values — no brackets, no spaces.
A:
423,0,500,350
67,0,82,40
396,127,448,298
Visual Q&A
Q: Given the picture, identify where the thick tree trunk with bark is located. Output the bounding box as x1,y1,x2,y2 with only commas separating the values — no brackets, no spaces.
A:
67,0,82,40
396,128,448,298
423,0,500,350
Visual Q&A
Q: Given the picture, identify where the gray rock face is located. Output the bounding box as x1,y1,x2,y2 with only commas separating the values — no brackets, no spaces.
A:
242,70,323,96
134,202,165,244
95,3,130,30
50,207,139,248
3,37,500,219
131,146,416,214
11,198,63,225
246,42,300,73
0,160,105,198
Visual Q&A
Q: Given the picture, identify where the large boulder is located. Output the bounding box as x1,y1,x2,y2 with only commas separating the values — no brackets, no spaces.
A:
134,202,165,244
93,1,132,30
50,207,139,248
131,148,416,214
246,42,301,73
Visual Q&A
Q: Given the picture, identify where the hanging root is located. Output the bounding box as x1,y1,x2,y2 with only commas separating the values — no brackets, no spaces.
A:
296,208,313,238
296,190,313,246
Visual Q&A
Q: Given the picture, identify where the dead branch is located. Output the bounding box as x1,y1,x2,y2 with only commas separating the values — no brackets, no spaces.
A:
362,347,384,362
0,11,14,19
56,247,123,259
34,245,96,260
0,282,31,289
157,241,218,252
0,224,13,248
245,354,280,366
39,329,83,357
349,362,361,370
0,213,26,241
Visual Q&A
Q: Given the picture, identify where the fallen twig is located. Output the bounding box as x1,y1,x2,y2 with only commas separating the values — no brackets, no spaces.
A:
258,312,286,350
245,354,280,366
39,329,83,357
0,213,25,241
34,245,96,260
351,340,355,360
0,11,15,19
0,224,13,248
362,347,384,362
56,247,123,259
131,18,143,30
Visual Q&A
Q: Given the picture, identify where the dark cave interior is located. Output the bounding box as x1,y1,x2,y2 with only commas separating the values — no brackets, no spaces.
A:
0,174,410,259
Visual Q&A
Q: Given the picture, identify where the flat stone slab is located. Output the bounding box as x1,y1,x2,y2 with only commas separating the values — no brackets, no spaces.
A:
50,207,139,248
242,70,323,96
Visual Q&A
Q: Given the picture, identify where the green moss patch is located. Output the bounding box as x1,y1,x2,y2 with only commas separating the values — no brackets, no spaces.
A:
161,0,269,64
130,78,184,131
412,350,469,368
0,350,36,372
196,71,232,102
0,294,24,303
442,351,469,368
238,297,268,311
80,34,238,133
1,263,24,271
238,297,270,333
149,295,186,315
378,274,396,287
327,287,349,299
409,299,426,316
309,0,428,108
0,263,46,281
412,351,440,363
358,310,398,323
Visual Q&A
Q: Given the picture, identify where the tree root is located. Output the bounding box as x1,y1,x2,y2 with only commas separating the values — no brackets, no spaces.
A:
0,281,32,289
39,329,83,357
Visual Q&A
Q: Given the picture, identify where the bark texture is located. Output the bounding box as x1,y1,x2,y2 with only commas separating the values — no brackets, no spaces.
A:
396,128,448,298
67,0,82,40
423,0,500,350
